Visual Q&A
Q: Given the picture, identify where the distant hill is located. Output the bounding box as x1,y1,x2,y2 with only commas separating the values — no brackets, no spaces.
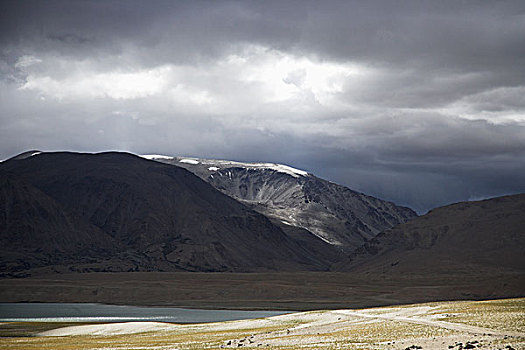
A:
339,194,525,275
0,151,339,276
143,155,416,251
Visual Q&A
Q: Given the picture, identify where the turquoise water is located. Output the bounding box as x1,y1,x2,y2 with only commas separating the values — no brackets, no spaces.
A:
0,303,291,323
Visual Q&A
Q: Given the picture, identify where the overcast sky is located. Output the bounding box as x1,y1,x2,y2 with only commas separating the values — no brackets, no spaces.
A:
1,0,524,213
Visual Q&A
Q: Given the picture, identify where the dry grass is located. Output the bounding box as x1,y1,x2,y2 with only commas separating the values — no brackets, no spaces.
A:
435,298,525,333
1,298,523,349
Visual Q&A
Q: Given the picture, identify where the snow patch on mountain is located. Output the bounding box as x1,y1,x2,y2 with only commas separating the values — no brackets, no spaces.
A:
179,158,199,165
141,154,174,160
200,159,309,178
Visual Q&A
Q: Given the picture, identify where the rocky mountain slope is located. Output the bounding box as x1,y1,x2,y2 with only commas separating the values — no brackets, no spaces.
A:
0,151,340,276
143,155,417,251
340,193,525,274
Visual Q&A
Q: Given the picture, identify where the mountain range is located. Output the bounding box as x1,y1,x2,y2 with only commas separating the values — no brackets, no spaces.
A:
1,151,523,278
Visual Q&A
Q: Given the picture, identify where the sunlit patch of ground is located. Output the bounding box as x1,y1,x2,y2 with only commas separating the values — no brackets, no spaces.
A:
0,298,523,349
433,298,525,333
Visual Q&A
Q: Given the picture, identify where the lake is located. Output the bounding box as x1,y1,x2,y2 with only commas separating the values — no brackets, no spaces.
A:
0,303,291,323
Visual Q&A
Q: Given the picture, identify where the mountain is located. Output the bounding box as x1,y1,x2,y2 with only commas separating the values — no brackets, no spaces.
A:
0,173,116,274
340,193,525,275
0,151,339,275
142,155,417,251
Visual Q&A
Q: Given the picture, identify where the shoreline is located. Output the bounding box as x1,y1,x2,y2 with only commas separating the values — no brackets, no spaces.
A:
1,298,523,349
0,302,292,324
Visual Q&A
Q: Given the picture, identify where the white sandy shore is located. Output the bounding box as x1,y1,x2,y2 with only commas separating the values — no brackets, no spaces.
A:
39,321,179,336
39,304,525,337
36,301,525,349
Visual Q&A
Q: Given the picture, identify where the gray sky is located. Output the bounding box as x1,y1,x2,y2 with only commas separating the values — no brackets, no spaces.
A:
1,0,524,213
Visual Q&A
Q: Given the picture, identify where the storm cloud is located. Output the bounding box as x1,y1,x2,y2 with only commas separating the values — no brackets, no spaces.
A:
1,0,524,212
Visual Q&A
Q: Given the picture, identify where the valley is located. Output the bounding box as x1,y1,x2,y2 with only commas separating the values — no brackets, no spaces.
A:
3,1,524,348
0,271,523,311
0,151,523,349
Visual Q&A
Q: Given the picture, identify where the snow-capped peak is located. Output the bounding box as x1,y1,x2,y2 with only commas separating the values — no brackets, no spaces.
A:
140,154,309,178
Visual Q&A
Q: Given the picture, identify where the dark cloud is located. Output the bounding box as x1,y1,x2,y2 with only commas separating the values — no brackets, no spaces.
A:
1,0,524,213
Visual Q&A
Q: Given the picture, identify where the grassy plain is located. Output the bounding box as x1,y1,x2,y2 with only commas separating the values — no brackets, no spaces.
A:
1,272,523,310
